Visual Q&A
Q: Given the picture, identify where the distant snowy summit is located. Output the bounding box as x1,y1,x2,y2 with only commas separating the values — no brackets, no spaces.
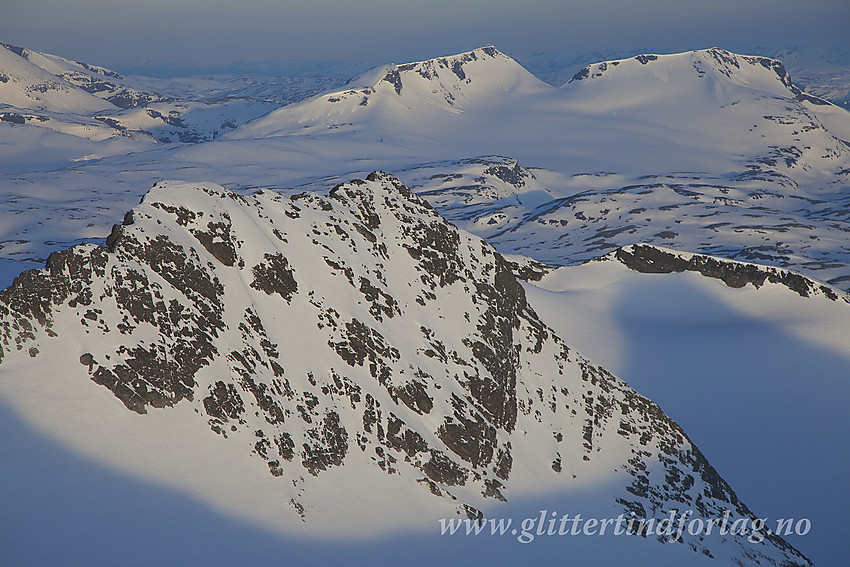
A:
0,40,166,111
567,47,822,101
233,46,550,138
0,41,276,143
373,46,538,101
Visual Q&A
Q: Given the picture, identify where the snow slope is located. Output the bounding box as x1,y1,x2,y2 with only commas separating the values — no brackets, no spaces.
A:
0,40,167,109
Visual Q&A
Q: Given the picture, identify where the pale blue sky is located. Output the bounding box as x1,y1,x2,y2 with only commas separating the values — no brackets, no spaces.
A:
2,0,848,67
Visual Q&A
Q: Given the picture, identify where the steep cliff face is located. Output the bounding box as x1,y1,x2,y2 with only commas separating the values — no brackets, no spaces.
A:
0,173,810,565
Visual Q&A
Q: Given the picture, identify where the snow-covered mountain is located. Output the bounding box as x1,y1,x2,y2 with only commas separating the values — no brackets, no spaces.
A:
560,47,850,170
519,45,850,110
235,46,550,139
0,40,169,109
0,41,118,113
0,41,277,153
2,43,849,565
0,173,811,565
231,47,850,180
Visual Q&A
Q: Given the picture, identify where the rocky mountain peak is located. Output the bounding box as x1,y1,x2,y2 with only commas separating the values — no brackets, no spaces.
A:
374,46,532,101
0,173,811,564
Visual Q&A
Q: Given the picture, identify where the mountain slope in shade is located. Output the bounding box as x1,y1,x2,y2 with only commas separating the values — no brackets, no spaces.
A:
0,174,808,565
522,244,850,567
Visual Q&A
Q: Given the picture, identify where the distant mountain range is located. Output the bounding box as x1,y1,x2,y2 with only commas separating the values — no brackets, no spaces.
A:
231,46,850,292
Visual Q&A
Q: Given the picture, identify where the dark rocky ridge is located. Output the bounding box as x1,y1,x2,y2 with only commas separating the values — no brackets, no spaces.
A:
614,244,844,301
387,46,501,94
0,174,810,565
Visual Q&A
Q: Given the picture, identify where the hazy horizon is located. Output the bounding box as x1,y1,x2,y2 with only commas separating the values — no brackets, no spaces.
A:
2,0,848,72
